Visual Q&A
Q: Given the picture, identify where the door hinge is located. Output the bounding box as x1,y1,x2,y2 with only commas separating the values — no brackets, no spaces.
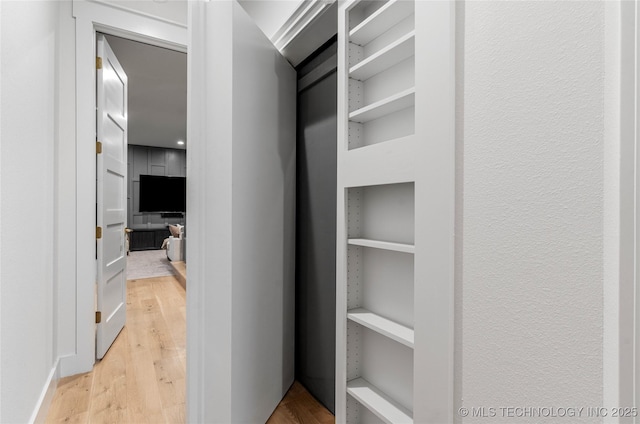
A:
95,311,102,324
96,141,102,154
96,56,103,70
96,226,102,239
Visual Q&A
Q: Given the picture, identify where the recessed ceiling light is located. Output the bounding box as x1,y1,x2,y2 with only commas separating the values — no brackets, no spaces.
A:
177,140,185,145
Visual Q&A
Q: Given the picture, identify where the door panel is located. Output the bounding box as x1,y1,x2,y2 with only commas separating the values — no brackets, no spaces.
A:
230,3,296,421
96,33,128,359
187,1,296,422
103,117,125,161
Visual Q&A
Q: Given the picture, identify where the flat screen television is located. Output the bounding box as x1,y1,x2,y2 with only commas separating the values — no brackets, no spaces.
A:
139,175,186,213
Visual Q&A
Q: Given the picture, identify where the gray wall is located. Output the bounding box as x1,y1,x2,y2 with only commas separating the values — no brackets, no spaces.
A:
295,39,337,413
128,144,186,228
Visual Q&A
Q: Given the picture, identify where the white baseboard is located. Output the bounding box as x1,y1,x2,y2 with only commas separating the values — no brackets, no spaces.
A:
29,358,60,424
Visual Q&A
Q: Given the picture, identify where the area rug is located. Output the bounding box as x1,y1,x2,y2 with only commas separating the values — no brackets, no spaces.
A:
126,249,175,280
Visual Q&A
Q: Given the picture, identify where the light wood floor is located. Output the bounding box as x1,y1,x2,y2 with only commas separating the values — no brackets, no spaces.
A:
46,275,187,423
46,274,333,424
267,382,334,424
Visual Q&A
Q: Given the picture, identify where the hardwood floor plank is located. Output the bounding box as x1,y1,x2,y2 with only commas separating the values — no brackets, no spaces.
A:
281,381,307,403
87,351,128,422
146,309,182,360
162,403,187,424
44,373,93,422
283,403,323,424
126,309,154,355
268,382,335,424
47,411,88,424
309,403,335,424
267,406,298,424
125,349,166,422
153,356,186,408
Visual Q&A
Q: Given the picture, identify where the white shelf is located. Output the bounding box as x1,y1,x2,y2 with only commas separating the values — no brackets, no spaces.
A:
349,88,415,124
350,31,415,81
347,378,413,424
348,308,414,348
348,238,415,253
350,0,414,46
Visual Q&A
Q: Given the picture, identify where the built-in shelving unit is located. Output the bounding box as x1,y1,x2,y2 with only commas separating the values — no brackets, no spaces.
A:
343,182,415,423
347,308,414,348
349,0,414,46
337,0,455,422
349,31,415,81
347,378,413,424
345,0,416,151
347,238,414,254
348,88,415,124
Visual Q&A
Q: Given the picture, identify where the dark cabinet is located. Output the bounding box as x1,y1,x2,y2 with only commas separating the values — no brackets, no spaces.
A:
129,228,171,251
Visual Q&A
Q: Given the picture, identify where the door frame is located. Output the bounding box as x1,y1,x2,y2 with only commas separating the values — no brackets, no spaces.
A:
65,0,187,376
633,1,640,415
616,0,638,417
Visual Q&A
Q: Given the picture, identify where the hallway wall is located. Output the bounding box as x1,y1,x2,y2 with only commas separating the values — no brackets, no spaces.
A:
457,2,606,421
0,1,61,421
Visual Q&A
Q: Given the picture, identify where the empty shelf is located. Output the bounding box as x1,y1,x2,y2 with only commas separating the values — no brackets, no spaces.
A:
348,308,414,348
347,378,413,424
348,238,415,254
349,88,415,124
350,31,415,81
350,0,414,46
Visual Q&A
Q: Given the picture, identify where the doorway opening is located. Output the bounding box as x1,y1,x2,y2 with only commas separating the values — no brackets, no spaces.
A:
103,34,188,284
97,33,187,348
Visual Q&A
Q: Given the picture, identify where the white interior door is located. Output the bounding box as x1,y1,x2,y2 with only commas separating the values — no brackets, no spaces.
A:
187,1,296,422
96,34,128,360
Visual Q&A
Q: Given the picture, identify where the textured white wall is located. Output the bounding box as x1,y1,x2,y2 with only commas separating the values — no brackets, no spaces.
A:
459,2,604,422
0,1,58,422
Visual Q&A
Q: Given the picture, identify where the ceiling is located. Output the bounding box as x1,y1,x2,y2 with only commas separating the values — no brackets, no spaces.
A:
104,34,187,151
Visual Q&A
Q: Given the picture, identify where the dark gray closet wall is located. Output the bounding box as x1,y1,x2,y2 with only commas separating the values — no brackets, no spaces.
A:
127,144,186,228
295,39,337,413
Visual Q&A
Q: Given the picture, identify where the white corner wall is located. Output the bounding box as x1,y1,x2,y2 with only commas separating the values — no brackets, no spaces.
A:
1,1,60,422
458,2,605,421
56,0,78,373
